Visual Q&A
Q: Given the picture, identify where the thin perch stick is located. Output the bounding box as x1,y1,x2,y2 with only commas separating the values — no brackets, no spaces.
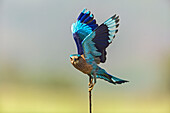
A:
89,76,92,113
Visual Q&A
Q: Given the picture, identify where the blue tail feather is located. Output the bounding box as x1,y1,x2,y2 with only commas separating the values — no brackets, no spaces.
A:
109,74,129,84
96,71,129,84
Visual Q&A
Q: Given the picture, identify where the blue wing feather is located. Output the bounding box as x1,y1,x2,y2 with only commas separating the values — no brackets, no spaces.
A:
92,14,120,63
82,32,101,62
89,24,98,30
84,14,93,23
72,9,119,63
73,33,84,55
77,8,86,20
87,19,96,25
71,9,98,55
80,11,90,22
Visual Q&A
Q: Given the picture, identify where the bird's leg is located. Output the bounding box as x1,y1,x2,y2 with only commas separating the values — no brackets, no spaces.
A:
88,74,93,87
88,78,93,87
94,72,96,84
89,72,96,91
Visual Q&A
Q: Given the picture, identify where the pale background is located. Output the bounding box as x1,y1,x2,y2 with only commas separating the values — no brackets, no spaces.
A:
0,0,170,113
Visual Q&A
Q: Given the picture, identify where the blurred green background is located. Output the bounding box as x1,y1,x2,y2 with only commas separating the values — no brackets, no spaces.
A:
0,0,170,113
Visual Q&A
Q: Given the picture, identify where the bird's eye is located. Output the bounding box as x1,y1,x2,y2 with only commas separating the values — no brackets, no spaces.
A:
70,57,73,60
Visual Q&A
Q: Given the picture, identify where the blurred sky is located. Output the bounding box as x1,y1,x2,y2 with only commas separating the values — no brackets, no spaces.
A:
0,0,170,113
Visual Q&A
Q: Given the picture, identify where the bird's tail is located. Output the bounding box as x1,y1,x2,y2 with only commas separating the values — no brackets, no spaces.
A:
97,72,129,84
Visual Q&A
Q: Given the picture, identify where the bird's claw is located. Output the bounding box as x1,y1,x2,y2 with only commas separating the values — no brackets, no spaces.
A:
88,82,91,86
89,87,93,92
88,82,93,87
88,83,95,91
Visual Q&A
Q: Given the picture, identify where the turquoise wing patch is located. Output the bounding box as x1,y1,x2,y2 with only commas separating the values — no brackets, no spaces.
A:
71,9,98,55
82,32,102,63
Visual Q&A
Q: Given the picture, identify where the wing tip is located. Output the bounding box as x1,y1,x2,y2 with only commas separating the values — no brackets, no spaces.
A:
116,24,119,28
82,8,87,13
115,29,118,33
111,14,117,19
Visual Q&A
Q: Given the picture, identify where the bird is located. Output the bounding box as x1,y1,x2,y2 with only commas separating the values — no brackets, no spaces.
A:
70,8,128,91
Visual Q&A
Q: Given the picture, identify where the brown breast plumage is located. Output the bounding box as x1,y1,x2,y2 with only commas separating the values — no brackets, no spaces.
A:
72,55,93,74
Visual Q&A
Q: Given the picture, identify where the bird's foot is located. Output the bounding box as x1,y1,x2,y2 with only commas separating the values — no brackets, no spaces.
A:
88,81,93,88
89,87,93,92
88,83,95,91
88,82,93,87
88,82,91,86
88,78,93,87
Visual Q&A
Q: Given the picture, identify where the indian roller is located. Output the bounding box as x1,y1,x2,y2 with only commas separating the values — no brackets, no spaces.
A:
70,9,129,91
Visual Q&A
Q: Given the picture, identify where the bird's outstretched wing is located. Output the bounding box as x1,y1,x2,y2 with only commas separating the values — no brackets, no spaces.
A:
71,9,98,55
82,14,120,64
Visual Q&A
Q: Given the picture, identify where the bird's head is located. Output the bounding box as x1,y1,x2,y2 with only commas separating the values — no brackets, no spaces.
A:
70,54,81,64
